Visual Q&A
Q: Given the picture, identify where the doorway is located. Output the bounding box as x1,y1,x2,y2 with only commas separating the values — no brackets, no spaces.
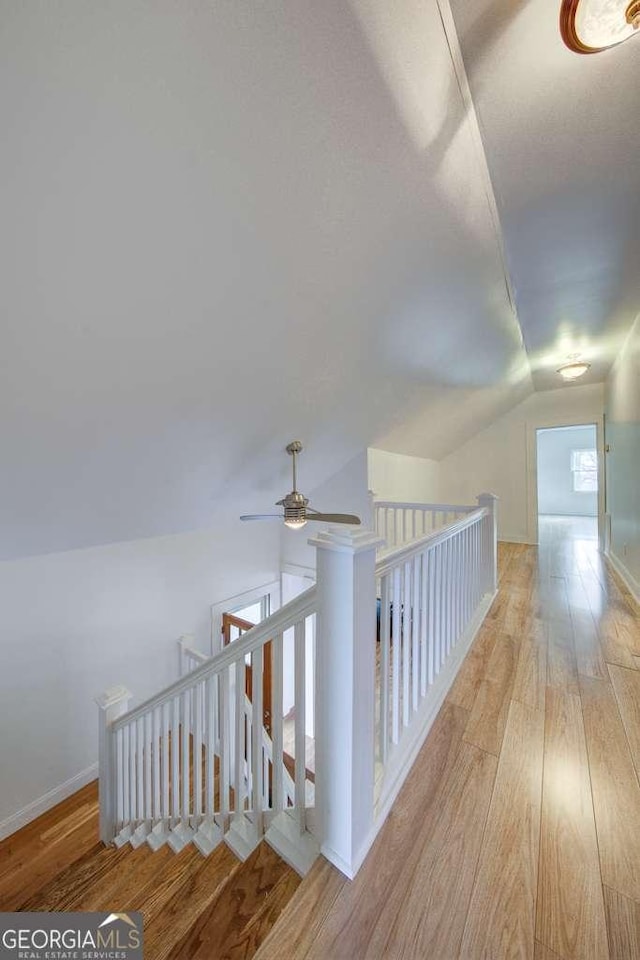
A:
536,424,599,545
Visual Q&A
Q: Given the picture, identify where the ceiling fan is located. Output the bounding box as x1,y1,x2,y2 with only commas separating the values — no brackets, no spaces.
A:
240,441,361,530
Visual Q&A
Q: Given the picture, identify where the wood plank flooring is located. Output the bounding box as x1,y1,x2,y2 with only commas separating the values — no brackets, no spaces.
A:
4,517,640,959
257,518,640,959
0,784,300,959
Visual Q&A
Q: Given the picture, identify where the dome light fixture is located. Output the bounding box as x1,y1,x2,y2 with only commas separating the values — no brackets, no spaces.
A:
560,0,640,54
557,355,591,380
283,517,308,530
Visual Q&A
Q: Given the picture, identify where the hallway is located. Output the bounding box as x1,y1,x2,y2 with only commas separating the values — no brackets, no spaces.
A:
257,534,640,959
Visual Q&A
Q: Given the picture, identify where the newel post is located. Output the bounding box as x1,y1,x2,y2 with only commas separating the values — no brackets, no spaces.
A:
477,493,499,594
178,634,195,676
95,685,131,844
309,526,383,879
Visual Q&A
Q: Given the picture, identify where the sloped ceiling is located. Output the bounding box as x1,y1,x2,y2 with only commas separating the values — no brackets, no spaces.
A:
0,0,535,559
448,0,640,390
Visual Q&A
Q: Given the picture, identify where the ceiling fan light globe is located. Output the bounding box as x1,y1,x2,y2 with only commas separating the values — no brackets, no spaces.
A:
284,518,307,530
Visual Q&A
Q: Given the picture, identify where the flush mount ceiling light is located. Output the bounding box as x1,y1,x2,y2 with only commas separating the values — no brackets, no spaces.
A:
561,0,640,53
557,355,592,380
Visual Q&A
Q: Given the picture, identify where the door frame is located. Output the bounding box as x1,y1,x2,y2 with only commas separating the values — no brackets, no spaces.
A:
210,579,280,655
526,416,605,548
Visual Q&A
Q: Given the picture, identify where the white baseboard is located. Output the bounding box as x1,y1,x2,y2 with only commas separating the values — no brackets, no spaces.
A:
606,550,640,607
0,764,98,841
499,534,536,545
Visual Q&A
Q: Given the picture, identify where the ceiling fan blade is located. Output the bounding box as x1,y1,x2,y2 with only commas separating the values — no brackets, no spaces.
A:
306,512,361,525
240,514,285,521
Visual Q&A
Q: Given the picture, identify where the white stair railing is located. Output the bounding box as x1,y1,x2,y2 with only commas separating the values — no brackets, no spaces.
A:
96,587,318,873
97,492,498,883
373,494,497,822
373,500,476,549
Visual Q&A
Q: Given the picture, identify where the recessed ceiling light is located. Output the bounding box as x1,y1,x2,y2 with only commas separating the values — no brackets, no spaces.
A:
557,356,591,380
560,0,640,54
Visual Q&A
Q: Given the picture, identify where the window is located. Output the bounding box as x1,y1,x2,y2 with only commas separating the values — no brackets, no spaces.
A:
571,449,598,492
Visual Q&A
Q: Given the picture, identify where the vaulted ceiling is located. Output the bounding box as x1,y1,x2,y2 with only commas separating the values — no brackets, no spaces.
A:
0,1,636,559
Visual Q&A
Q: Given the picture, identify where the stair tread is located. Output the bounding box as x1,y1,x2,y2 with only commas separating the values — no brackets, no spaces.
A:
166,842,300,960
141,843,241,960
72,842,176,912
189,869,301,960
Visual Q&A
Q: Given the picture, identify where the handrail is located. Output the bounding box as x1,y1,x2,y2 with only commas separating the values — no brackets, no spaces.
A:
375,507,487,577
373,500,475,512
113,585,317,731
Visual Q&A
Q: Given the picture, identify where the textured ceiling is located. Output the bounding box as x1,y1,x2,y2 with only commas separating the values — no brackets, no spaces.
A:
1,0,635,560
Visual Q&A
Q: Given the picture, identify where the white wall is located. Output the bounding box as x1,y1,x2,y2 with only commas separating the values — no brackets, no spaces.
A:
0,517,279,835
537,425,598,517
606,316,640,598
367,448,441,504
280,451,370,572
439,383,605,543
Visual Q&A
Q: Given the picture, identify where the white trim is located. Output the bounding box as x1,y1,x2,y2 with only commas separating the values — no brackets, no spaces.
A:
210,578,281,655
606,551,640,607
0,764,98,841
323,590,496,880
498,534,536,545
280,561,316,581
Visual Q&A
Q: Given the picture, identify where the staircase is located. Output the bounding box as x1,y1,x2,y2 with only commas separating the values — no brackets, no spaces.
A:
96,587,320,878
0,781,301,960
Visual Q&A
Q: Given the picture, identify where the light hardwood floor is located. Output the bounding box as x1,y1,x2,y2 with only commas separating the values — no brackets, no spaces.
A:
257,521,640,960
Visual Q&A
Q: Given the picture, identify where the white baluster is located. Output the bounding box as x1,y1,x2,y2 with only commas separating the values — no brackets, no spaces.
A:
446,538,454,656
420,551,428,699
272,633,284,815
293,620,307,835
116,727,124,833
438,541,446,671
194,682,203,820
171,696,180,824
234,661,245,822
205,676,215,820
391,566,401,744
123,721,130,828
427,545,435,686
402,562,410,728
144,713,152,821
220,667,231,824
251,645,264,835
181,691,190,821
379,575,391,764
130,721,137,824
152,708,160,823
411,556,420,712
